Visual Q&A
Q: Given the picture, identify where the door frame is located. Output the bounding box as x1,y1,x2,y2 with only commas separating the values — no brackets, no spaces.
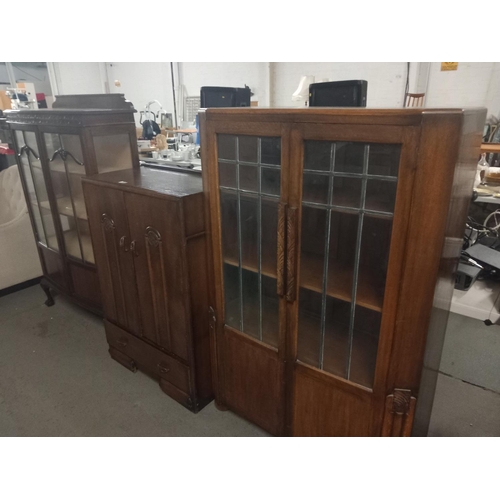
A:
286,122,422,435
202,117,291,435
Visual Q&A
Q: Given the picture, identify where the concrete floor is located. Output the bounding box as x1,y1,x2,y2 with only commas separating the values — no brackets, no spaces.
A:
427,312,500,437
0,285,267,437
1,285,498,436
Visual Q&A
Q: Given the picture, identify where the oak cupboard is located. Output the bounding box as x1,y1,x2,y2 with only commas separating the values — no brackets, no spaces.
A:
200,107,485,436
82,167,212,412
6,94,139,313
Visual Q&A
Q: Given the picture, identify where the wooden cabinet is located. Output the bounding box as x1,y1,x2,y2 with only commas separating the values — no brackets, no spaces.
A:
200,107,486,436
6,94,139,313
82,167,212,412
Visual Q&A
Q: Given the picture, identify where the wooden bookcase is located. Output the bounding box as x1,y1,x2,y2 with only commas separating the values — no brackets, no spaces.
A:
200,107,486,436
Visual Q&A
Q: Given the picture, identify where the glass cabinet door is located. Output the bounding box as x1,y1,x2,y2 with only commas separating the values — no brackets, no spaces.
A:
217,134,282,348
44,133,94,264
92,133,134,174
14,130,59,251
297,140,401,388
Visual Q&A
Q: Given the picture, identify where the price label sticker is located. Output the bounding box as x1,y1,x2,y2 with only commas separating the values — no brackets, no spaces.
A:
441,62,458,71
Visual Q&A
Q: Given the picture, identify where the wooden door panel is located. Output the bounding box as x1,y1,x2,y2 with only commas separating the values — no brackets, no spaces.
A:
125,193,190,360
223,327,282,435
292,364,373,436
39,245,67,290
203,122,289,434
83,182,141,332
288,124,420,436
68,261,101,307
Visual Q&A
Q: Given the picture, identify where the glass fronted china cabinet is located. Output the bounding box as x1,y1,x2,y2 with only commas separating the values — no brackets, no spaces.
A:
6,94,139,313
200,107,485,436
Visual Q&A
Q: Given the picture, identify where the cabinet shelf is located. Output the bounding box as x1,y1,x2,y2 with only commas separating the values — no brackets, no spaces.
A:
48,230,95,265
223,251,383,312
31,162,83,176
300,253,383,312
39,197,88,221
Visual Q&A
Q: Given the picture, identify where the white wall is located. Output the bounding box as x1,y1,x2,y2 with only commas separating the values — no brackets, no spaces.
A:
272,62,407,107
48,62,500,121
50,62,103,95
106,62,175,125
425,62,495,109
485,63,500,119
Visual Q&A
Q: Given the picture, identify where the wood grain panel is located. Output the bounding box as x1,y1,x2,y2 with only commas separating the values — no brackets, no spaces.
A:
387,112,482,392
223,326,283,435
205,107,433,126
125,193,190,360
68,261,101,307
38,245,66,291
186,234,212,400
301,123,404,143
82,182,141,332
293,364,374,436
105,320,191,394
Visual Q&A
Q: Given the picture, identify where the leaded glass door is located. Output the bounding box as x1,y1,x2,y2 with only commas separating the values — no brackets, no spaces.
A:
289,124,416,436
209,122,288,436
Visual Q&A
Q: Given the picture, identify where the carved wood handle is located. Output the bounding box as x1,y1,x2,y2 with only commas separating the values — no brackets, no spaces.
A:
381,389,417,437
157,363,170,375
129,240,138,257
277,202,286,297
286,206,298,302
119,235,129,251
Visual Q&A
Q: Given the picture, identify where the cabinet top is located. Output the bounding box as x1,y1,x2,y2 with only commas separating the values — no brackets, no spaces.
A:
201,107,486,126
4,93,137,127
51,94,136,111
83,166,203,200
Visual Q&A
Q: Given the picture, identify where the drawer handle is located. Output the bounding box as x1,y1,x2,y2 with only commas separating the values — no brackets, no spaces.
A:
116,338,128,347
119,235,129,252
157,363,170,374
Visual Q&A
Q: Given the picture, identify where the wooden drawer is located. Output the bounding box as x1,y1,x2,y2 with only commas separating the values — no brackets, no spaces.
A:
105,320,191,394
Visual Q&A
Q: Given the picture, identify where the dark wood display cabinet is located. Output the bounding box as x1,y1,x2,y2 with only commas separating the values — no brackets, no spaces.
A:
82,168,212,412
6,94,139,314
200,107,485,436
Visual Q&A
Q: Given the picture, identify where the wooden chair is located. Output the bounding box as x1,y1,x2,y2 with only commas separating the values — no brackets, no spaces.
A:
405,92,425,107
